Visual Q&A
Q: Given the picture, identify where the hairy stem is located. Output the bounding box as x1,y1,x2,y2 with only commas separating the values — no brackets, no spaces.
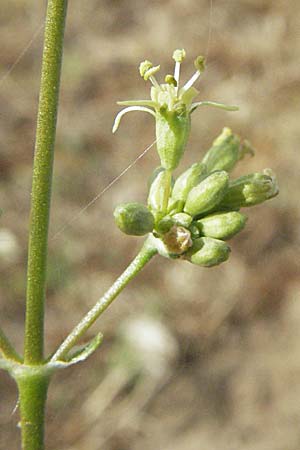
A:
16,370,50,450
24,0,68,364
51,241,157,362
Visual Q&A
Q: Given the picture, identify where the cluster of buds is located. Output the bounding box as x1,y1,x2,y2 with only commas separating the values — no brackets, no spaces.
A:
113,51,278,268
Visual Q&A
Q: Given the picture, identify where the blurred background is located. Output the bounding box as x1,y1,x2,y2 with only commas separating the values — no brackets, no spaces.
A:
1,0,300,449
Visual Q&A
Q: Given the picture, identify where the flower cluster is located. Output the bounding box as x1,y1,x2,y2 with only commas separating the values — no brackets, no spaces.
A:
114,128,278,267
113,51,278,268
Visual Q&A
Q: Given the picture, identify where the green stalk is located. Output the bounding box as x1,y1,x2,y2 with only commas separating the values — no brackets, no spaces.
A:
24,0,68,365
51,241,157,362
15,370,50,450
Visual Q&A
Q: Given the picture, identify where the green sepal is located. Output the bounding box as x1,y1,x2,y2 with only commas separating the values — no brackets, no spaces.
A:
184,170,229,217
185,237,230,267
155,109,191,170
196,211,247,240
171,162,207,202
114,202,155,236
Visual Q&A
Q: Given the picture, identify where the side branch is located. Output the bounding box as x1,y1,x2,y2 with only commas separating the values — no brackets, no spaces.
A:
0,327,22,362
51,240,157,362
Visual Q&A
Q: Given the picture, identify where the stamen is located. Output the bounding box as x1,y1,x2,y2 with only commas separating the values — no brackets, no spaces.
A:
172,49,186,94
165,75,177,87
181,70,201,93
181,55,206,94
194,55,206,72
173,62,181,93
172,49,186,63
139,60,153,78
149,75,161,89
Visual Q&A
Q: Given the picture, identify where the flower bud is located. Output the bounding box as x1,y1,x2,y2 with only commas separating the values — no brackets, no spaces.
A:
148,168,172,218
147,166,165,190
167,198,185,215
189,223,200,238
171,162,207,202
155,109,191,170
156,212,192,235
114,202,154,236
196,211,247,240
172,212,193,228
156,215,174,234
202,127,250,173
219,169,279,209
184,171,229,217
185,237,230,267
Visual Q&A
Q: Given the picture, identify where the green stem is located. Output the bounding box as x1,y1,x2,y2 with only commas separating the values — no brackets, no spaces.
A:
16,369,50,450
24,0,68,365
0,327,22,362
51,241,157,362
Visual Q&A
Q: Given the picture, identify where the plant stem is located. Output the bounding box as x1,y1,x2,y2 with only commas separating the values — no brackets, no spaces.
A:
16,370,50,450
24,0,68,365
51,241,157,362
0,327,22,362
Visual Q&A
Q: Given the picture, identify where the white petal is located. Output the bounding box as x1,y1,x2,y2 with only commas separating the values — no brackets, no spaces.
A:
112,106,156,133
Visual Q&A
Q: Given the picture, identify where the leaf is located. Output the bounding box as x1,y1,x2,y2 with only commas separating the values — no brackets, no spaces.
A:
50,333,103,370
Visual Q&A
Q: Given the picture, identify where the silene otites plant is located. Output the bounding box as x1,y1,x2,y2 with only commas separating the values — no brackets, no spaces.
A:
0,1,278,449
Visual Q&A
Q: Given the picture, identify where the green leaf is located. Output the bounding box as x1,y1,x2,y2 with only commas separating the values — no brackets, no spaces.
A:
50,333,103,369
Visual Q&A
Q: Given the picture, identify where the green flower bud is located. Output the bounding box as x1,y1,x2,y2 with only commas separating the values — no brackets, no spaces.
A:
148,168,172,219
185,237,230,267
171,162,207,202
172,213,193,228
156,215,174,234
114,202,154,236
196,211,247,240
155,108,191,170
219,169,279,209
184,171,229,217
167,198,185,215
189,223,200,238
147,166,165,190
202,127,253,173
171,212,193,228
163,225,192,255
